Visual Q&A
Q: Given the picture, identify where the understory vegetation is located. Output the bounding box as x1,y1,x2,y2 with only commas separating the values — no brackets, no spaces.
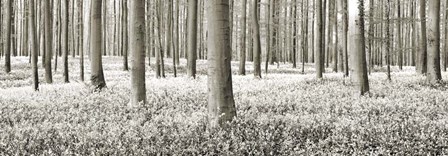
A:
1,57,448,155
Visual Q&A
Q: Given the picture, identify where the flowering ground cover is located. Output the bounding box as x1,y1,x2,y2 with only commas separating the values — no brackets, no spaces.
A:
1,57,448,155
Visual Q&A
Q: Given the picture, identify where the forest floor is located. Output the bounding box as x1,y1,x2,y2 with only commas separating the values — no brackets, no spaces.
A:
1,57,448,155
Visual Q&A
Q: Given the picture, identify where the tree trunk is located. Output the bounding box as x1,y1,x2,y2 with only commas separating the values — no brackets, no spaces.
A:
166,2,173,59
0,3,5,60
292,0,297,69
44,0,53,83
349,0,369,95
342,0,349,77
55,0,61,72
411,0,417,67
418,0,427,74
63,0,69,83
129,0,146,106
397,1,403,70
386,0,391,81
327,0,335,70
23,1,30,64
30,0,39,91
330,0,338,72
187,0,197,78
102,0,107,56
83,0,91,72
5,0,12,73
444,0,448,72
302,0,309,74
172,3,177,77
72,0,76,58
79,0,84,81
252,0,261,78
122,0,129,71
269,0,277,65
174,0,180,65
38,1,42,65
239,0,247,75
321,0,326,72
315,0,323,78
367,0,374,73
265,0,271,74
90,0,106,89
155,0,165,78
426,0,442,83
206,0,237,128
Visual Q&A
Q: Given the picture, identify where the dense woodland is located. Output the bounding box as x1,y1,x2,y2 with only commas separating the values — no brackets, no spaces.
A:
1,0,448,154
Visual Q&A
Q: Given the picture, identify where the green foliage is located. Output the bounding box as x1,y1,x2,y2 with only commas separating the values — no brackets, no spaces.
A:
0,57,448,155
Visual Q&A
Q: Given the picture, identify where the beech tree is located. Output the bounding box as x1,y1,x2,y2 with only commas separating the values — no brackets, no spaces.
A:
418,0,427,74
4,0,12,73
63,0,69,83
122,0,129,71
206,0,237,127
239,0,247,75
342,0,349,77
129,0,146,105
1,0,446,92
30,0,38,91
349,0,369,95
445,2,448,72
166,1,174,76
187,0,198,78
90,0,106,89
44,0,52,83
426,0,442,83
315,0,323,79
397,1,403,70
385,0,391,81
252,0,261,78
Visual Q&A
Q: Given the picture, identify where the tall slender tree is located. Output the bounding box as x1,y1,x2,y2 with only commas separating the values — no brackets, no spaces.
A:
166,1,176,77
187,0,198,78
55,0,61,72
315,0,323,78
174,0,180,65
426,0,442,83
122,0,129,71
172,1,178,77
269,0,277,66
130,0,146,105
349,0,369,95
302,0,309,74
292,0,297,69
30,0,38,91
418,0,427,74
44,0,53,83
342,0,349,77
252,0,261,78
385,0,391,81
102,0,107,56
445,1,448,72
90,0,106,89
239,0,247,75
4,0,12,73
206,0,237,127
63,0,69,83
397,1,403,70
367,0,374,72
326,0,335,69
83,0,91,80
265,0,271,74
321,0,326,71
155,0,165,78
79,0,84,81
